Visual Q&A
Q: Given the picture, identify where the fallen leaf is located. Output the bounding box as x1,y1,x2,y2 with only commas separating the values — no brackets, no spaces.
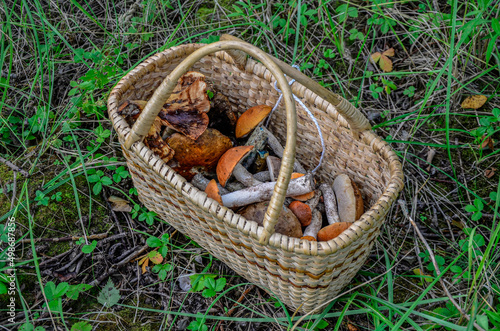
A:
347,323,359,331
148,251,163,265
461,95,487,109
451,219,464,229
479,135,494,150
138,256,149,274
371,48,394,72
485,168,496,178
413,268,433,283
108,196,132,212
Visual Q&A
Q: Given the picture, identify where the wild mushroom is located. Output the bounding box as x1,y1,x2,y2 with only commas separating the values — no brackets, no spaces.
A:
144,117,175,163
239,201,303,238
166,128,232,180
205,179,223,205
191,173,229,195
290,173,315,201
332,174,364,223
216,146,262,187
158,71,211,140
220,173,315,208
317,222,352,241
240,126,269,168
260,126,306,173
301,210,322,241
288,201,312,226
319,183,341,224
235,105,272,139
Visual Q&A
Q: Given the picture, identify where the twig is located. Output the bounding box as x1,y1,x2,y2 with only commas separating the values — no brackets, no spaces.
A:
20,232,109,244
398,200,486,331
215,285,255,331
0,155,29,177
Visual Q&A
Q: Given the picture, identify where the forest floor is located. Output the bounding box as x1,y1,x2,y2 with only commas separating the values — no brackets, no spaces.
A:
0,0,499,330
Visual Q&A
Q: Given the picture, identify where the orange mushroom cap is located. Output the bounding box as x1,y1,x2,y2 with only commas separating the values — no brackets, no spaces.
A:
235,105,272,138
301,236,317,242
290,173,315,201
289,201,312,226
205,179,223,205
216,145,254,187
317,222,352,241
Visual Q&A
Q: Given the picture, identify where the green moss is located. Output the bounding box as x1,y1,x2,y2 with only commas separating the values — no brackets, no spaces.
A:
196,0,235,24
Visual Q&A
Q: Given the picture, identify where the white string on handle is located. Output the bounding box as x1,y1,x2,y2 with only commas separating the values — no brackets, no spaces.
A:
265,64,325,173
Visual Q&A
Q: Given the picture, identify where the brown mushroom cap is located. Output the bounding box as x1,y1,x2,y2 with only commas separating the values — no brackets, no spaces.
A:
167,128,232,180
239,201,303,238
317,222,352,241
205,179,223,205
144,117,175,163
290,173,315,201
158,71,211,140
235,105,272,138
216,145,254,187
289,201,312,226
333,174,364,222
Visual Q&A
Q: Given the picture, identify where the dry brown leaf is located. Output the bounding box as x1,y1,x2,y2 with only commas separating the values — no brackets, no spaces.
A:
347,323,359,331
480,135,494,150
485,168,496,178
370,48,394,72
108,196,132,212
461,95,487,109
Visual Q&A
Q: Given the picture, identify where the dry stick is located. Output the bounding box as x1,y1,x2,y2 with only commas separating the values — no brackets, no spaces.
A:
20,232,109,244
0,155,29,177
398,200,486,331
215,285,256,331
261,126,306,173
319,184,340,224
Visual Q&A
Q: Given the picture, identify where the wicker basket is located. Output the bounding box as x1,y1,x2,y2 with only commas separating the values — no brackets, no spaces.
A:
107,36,404,313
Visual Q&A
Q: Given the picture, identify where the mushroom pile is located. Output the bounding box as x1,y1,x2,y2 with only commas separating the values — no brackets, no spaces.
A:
119,71,365,241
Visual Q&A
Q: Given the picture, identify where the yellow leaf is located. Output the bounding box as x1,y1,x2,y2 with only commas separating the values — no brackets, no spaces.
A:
383,48,395,57
461,95,487,109
370,51,393,72
413,268,433,282
141,258,149,274
108,195,132,212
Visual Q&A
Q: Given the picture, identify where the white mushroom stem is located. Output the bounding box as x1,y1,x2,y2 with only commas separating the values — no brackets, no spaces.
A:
253,171,271,182
306,190,322,210
226,181,245,192
221,174,315,208
261,126,306,173
241,126,268,168
319,183,341,224
191,174,229,195
303,210,322,239
266,156,281,182
233,163,263,187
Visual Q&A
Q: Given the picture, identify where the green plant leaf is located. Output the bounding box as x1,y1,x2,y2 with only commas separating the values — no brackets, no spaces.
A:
215,278,226,292
82,240,97,254
146,236,162,248
71,321,92,331
97,279,120,308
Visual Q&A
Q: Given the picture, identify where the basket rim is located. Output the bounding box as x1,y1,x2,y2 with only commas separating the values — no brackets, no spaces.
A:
107,43,405,256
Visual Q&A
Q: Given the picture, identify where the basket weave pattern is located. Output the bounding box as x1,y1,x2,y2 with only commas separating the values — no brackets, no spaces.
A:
108,43,404,313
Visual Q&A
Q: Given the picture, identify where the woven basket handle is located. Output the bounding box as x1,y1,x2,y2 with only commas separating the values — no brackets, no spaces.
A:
124,40,297,245
220,34,372,133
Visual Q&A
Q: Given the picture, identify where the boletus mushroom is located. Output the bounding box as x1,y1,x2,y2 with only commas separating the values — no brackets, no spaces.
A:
167,128,232,180
216,145,262,187
235,105,272,139
239,201,303,238
301,210,322,241
158,71,211,140
288,201,312,226
332,174,364,223
205,179,223,205
317,222,352,241
290,173,315,201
